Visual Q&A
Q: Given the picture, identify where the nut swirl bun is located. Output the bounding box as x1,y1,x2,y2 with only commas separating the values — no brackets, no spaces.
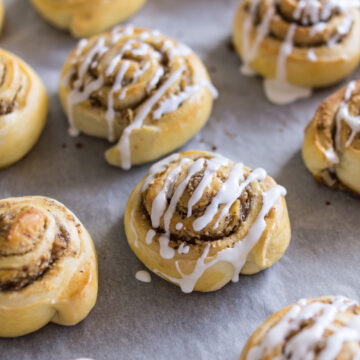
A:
59,26,217,170
303,80,360,194
0,196,98,337
240,296,360,360
30,0,146,38
125,151,291,293
232,0,360,104
0,1,4,34
0,49,48,169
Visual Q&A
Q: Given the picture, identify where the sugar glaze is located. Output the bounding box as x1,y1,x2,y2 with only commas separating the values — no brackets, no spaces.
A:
247,296,360,360
64,26,218,169
240,0,357,105
140,153,286,293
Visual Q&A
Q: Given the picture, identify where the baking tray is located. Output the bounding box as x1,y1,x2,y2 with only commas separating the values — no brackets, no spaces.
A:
1,0,360,359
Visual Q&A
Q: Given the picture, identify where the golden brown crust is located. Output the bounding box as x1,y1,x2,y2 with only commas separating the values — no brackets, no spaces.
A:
0,196,98,337
59,26,216,169
303,80,360,195
0,49,48,169
30,0,146,37
239,296,360,360
125,150,291,293
232,0,360,88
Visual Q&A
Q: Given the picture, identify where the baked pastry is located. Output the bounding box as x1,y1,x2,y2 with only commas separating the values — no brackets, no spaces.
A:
0,49,48,169
303,80,360,194
125,150,291,293
232,0,360,105
239,296,360,359
30,0,146,38
0,196,98,337
59,26,217,170
0,0,4,34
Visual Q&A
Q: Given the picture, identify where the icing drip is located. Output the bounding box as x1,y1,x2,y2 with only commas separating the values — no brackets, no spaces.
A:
178,242,190,254
175,222,183,230
64,26,218,169
336,81,360,149
142,153,180,191
105,60,130,142
323,80,359,166
135,270,152,283
153,81,218,120
117,67,185,170
145,229,156,245
155,184,286,293
264,24,312,105
246,296,360,360
193,166,266,231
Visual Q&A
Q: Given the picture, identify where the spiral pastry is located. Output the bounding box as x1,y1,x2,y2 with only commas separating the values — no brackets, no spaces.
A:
0,196,98,337
125,150,291,293
59,26,217,170
0,49,48,169
303,80,360,194
0,1,4,35
30,0,146,38
240,296,360,360
232,0,360,104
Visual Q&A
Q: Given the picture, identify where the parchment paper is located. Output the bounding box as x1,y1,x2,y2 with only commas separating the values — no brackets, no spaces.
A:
1,0,360,359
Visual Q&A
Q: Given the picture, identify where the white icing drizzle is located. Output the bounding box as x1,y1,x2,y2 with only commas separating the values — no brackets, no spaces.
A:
336,81,360,149
130,209,138,248
135,270,152,283
105,60,130,142
240,0,357,105
307,48,317,61
324,80,359,166
187,155,229,218
153,81,218,120
264,23,312,105
175,222,183,230
178,242,190,254
64,26,218,169
144,153,286,293
156,184,286,293
142,153,180,191
145,229,156,245
246,296,360,360
117,67,185,170
193,165,266,231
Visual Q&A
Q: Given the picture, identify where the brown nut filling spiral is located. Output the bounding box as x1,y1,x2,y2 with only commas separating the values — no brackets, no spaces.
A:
60,26,216,169
0,200,78,292
303,80,360,194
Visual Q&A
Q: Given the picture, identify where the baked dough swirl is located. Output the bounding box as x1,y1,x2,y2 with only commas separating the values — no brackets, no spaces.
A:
303,80,360,194
232,0,360,104
0,0,4,35
240,296,360,360
0,196,98,337
30,0,146,38
59,26,217,170
0,49,48,169
125,151,291,293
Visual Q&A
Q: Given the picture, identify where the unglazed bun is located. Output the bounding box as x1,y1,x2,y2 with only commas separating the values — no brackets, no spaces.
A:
303,80,360,195
0,0,4,34
0,196,98,337
240,296,360,360
30,0,146,38
232,0,360,104
125,151,291,293
0,49,48,169
59,26,217,170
